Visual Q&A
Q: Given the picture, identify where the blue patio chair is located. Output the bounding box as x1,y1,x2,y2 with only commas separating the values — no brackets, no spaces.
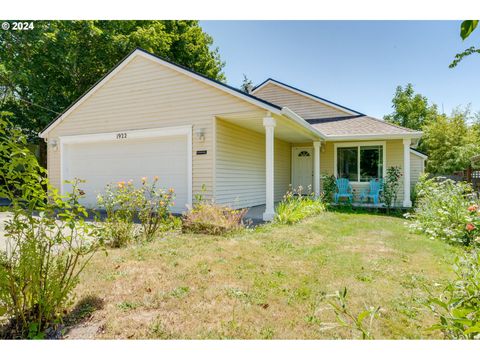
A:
334,178,353,204
360,179,383,205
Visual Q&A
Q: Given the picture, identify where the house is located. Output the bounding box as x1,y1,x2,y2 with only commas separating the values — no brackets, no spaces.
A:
39,48,426,220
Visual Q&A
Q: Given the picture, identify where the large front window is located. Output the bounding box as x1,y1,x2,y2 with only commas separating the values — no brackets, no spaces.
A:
337,144,384,182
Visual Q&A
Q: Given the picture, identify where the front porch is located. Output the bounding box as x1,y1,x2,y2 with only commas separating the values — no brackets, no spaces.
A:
215,110,323,221
215,110,416,221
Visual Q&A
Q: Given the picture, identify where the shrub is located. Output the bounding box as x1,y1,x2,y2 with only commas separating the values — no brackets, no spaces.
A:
136,177,177,242
182,202,247,235
382,166,402,212
321,174,337,203
0,117,103,339
182,184,246,235
426,250,480,339
97,181,139,247
274,186,325,225
97,177,177,246
406,175,477,245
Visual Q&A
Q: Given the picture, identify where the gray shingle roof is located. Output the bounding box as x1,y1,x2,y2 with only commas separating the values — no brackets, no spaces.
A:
307,115,418,136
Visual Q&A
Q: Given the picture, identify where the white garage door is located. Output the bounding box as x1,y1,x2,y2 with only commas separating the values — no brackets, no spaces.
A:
63,135,189,213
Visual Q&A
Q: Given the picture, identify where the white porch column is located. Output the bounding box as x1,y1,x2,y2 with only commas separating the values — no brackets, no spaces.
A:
403,138,412,207
263,116,276,221
313,141,321,197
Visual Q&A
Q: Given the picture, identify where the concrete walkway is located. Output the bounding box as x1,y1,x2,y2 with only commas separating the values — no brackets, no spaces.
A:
244,202,280,226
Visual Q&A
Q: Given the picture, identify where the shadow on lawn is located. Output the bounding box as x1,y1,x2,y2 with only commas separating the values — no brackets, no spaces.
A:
326,204,407,218
64,295,105,327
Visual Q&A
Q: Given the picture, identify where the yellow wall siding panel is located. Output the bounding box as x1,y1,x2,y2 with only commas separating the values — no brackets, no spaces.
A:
386,140,405,206
215,119,291,208
410,152,424,188
254,82,350,119
47,55,261,201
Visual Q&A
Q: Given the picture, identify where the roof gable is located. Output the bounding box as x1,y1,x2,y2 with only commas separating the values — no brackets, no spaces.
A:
251,78,363,118
40,48,281,137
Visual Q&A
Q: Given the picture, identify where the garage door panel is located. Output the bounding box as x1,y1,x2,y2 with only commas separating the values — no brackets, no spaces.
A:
63,135,189,212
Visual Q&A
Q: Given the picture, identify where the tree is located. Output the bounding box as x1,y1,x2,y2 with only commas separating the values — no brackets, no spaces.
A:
0,21,225,142
240,74,253,93
384,83,439,131
450,20,480,68
422,107,480,174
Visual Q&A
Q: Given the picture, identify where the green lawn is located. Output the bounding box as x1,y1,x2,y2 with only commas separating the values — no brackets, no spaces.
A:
68,210,457,339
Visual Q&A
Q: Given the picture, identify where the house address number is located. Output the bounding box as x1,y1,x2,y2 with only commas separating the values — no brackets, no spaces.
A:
116,132,127,139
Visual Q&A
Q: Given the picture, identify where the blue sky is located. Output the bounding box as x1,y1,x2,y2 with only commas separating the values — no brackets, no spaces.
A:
200,21,480,119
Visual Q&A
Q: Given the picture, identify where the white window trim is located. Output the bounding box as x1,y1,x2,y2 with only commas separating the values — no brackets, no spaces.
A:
59,125,193,207
333,141,387,184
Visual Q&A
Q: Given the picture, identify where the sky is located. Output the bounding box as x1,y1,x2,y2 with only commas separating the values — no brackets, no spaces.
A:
200,21,480,119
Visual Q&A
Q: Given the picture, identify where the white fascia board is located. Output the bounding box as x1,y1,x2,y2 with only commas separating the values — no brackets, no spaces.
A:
40,49,281,138
252,79,358,116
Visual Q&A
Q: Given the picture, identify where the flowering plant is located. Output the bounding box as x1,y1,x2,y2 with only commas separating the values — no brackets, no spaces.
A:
97,180,139,247
275,185,325,225
406,174,480,246
136,176,177,242
97,176,177,246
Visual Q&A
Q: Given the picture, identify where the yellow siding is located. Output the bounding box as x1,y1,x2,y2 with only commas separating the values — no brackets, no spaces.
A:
311,140,406,205
46,55,262,200
215,119,291,208
410,152,425,188
253,82,350,119
386,140,405,206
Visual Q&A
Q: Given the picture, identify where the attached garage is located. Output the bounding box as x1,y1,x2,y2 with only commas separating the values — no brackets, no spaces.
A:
60,126,192,213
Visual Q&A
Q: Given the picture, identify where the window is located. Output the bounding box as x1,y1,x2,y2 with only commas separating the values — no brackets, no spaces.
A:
360,146,383,181
336,144,384,182
337,147,358,181
298,150,311,157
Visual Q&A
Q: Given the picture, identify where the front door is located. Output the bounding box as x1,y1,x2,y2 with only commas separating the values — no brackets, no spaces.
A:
292,147,313,194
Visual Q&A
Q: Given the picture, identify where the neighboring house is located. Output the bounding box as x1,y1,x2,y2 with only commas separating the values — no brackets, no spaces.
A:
39,48,425,220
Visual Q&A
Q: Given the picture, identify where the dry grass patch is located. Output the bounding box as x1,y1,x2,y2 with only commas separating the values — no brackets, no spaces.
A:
67,211,457,339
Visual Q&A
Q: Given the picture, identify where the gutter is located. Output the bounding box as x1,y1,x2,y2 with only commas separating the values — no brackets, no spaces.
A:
325,132,423,141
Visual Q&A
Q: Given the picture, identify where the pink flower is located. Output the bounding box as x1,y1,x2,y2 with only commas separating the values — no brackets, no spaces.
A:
468,205,478,212
466,223,476,232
